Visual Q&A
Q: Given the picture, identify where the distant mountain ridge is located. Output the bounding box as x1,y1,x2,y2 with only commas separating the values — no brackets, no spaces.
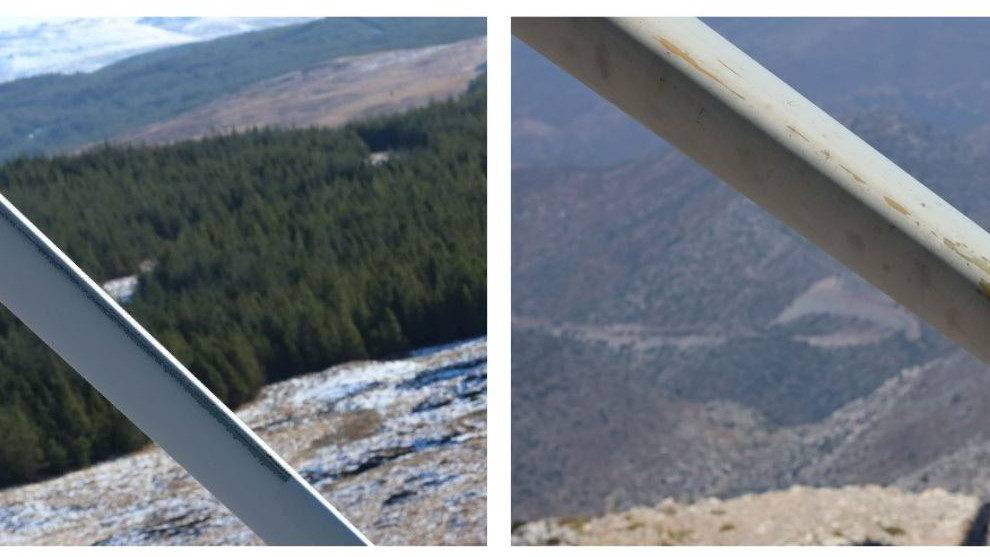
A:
0,17,485,161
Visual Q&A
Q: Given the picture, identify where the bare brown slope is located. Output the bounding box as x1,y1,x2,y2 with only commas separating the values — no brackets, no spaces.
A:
115,37,485,145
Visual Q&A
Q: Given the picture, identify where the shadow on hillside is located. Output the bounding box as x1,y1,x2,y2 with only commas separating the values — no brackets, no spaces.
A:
962,502,990,546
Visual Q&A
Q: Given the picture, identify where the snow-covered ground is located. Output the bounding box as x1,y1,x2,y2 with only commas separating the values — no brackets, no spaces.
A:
0,18,312,83
0,337,486,545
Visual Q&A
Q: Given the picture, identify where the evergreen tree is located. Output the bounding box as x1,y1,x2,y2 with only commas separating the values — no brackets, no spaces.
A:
0,407,44,485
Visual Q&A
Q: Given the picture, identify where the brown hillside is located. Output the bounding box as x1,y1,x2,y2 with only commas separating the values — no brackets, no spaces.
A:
115,37,485,145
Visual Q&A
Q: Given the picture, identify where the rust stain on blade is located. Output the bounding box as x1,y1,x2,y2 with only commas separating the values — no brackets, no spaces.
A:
657,37,745,100
944,238,990,275
981,279,990,301
785,124,810,142
884,196,911,216
839,164,867,185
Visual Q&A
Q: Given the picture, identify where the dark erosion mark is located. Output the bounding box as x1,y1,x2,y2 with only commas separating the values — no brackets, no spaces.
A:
412,395,452,413
383,489,417,506
303,435,460,484
398,358,486,390
94,511,212,545
411,371,487,413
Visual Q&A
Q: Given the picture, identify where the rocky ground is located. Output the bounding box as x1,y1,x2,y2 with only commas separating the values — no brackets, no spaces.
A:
0,338,486,546
513,485,988,546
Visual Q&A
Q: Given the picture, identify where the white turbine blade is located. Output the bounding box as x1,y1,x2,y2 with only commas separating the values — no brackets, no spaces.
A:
0,192,369,546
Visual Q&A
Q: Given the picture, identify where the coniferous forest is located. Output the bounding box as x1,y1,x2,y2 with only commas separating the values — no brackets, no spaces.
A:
0,78,486,488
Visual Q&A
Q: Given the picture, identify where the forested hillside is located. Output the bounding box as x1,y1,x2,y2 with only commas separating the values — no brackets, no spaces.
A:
0,78,486,488
0,17,485,161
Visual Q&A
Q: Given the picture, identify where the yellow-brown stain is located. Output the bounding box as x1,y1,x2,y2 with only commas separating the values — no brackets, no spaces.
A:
785,124,810,142
981,279,990,301
839,164,866,185
883,196,911,216
944,238,990,275
657,37,745,100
